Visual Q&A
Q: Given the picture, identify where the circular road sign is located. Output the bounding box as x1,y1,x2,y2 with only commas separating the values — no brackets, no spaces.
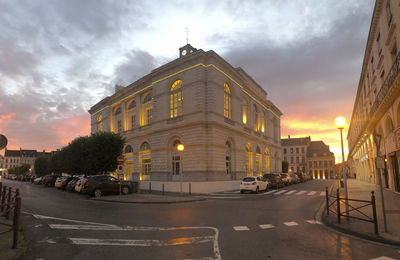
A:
117,156,125,164
0,135,7,150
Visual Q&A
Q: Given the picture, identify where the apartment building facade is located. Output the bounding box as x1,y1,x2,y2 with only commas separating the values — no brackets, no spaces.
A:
89,44,283,182
281,136,310,173
347,0,400,192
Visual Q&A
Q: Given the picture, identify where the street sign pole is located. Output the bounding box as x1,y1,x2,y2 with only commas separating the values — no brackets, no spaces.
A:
373,133,388,233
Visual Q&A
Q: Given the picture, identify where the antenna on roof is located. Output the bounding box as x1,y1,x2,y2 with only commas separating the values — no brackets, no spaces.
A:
185,27,189,44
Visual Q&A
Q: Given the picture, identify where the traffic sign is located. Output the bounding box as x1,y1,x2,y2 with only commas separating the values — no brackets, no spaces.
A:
0,135,7,150
117,164,124,172
117,156,124,164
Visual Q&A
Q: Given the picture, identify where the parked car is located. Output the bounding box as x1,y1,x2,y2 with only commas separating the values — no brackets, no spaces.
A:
74,178,85,193
279,173,291,186
289,173,300,184
80,175,135,197
240,176,269,193
66,177,79,192
262,173,283,189
42,175,59,187
33,177,42,184
55,177,73,189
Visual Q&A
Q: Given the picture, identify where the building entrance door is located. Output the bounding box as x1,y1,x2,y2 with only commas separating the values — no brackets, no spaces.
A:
390,155,400,192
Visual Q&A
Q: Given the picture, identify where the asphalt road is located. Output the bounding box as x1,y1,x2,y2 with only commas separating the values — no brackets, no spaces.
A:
2,178,399,260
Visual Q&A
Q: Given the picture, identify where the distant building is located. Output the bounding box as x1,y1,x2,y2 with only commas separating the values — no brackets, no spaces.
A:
347,0,400,192
307,141,335,179
281,136,310,173
1,148,52,175
89,44,283,182
281,136,335,179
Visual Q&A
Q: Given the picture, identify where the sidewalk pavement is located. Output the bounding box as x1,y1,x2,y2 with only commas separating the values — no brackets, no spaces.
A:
321,178,400,246
0,216,29,260
89,190,207,204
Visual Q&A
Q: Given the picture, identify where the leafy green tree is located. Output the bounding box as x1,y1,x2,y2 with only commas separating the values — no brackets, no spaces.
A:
282,161,289,173
88,132,125,175
34,155,50,176
67,136,91,175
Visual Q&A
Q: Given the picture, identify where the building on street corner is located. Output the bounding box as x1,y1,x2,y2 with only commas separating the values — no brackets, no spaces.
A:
89,44,282,182
347,0,400,192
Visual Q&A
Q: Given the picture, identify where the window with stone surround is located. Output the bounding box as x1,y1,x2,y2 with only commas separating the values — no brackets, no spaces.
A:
170,80,183,118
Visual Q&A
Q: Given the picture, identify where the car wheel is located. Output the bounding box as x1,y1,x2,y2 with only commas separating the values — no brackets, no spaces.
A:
255,187,259,193
240,190,244,194
94,189,102,198
121,186,129,195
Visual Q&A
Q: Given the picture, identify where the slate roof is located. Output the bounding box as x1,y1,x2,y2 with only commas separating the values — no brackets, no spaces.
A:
281,137,310,146
307,141,334,157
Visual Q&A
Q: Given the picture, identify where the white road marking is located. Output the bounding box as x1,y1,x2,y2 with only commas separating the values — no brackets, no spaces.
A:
34,224,42,228
233,226,249,231
25,212,222,260
307,191,317,196
284,190,297,195
70,236,214,247
49,224,124,231
295,190,307,195
259,224,275,229
320,192,326,196
306,220,321,225
283,222,299,226
274,189,288,195
370,257,397,260
222,190,240,194
199,196,242,199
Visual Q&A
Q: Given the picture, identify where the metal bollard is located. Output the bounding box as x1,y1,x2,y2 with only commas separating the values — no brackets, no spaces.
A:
6,187,12,219
162,184,164,195
12,196,21,249
1,186,6,213
325,187,329,216
149,182,151,194
371,191,378,234
336,188,341,224
189,183,191,195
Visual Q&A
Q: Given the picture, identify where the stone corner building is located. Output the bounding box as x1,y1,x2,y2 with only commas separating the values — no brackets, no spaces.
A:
347,0,400,192
89,44,282,182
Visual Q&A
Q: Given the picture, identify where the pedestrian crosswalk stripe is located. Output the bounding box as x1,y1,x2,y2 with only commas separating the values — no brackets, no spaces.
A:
295,190,307,195
306,220,321,225
233,226,249,231
265,189,278,194
283,222,299,226
274,189,288,195
259,224,275,229
307,191,317,196
285,190,297,195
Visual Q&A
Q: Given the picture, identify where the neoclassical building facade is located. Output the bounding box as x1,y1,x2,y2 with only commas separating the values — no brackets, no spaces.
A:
89,44,282,182
347,0,400,192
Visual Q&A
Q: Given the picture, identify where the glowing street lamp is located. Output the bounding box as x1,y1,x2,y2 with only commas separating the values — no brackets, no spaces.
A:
335,116,349,219
177,144,184,195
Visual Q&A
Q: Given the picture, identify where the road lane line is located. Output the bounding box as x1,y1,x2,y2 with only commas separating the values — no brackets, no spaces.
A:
284,190,297,195
307,191,317,196
274,189,288,195
295,190,307,195
69,236,214,246
233,226,249,231
32,214,115,226
265,190,278,194
49,224,124,230
259,224,275,229
283,222,299,226
196,196,242,199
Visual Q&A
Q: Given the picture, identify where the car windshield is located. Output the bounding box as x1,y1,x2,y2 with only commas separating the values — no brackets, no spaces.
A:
242,177,255,182
264,174,275,178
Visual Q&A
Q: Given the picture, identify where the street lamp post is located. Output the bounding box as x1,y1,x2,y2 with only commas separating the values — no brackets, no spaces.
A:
177,144,184,195
335,116,349,219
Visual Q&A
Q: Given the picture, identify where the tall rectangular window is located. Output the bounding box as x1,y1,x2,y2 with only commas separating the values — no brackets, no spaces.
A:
142,159,151,175
131,114,136,129
117,120,122,133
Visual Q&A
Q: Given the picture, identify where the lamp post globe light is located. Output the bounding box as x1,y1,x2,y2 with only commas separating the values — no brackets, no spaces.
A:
177,144,184,195
335,116,349,219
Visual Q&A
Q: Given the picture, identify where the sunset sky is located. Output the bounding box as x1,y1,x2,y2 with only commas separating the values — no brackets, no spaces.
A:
0,0,375,162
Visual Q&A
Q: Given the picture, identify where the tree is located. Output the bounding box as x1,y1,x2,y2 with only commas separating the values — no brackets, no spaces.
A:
282,161,289,173
88,132,125,175
34,155,50,176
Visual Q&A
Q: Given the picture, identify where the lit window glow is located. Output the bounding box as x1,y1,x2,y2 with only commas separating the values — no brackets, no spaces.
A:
224,83,232,119
170,80,183,118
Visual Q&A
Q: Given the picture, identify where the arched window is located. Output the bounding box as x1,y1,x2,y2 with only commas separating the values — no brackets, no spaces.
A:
140,142,151,151
253,105,259,132
96,114,103,132
242,98,248,124
255,146,262,175
170,80,183,118
128,100,136,110
124,145,133,153
264,148,270,173
261,111,266,133
224,83,232,119
142,92,153,126
245,143,253,176
114,107,121,115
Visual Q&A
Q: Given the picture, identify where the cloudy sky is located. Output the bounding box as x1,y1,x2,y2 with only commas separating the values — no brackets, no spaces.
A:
0,0,375,161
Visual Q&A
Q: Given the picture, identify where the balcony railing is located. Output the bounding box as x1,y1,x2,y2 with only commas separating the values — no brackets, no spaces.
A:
369,51,400,118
